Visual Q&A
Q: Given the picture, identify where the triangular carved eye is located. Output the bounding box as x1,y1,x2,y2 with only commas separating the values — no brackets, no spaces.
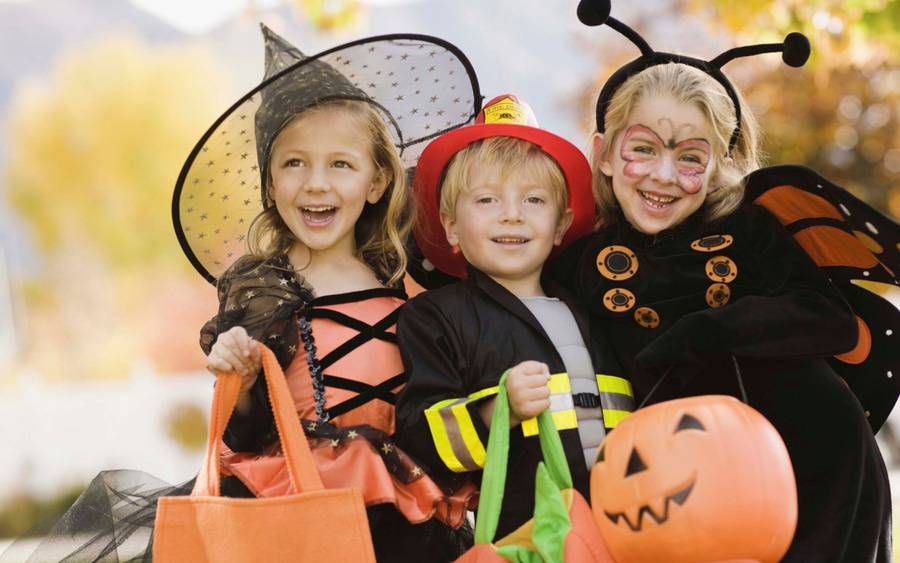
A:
596,444,605,463
625,447,647,477
675,413,706,432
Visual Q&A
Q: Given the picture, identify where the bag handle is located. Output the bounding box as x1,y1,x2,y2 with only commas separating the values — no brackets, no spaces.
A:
473,370,574,545
193,342,325,497
638,355,748,410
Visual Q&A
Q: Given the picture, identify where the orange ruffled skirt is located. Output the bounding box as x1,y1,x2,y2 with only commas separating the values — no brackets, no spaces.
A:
222,432,476,528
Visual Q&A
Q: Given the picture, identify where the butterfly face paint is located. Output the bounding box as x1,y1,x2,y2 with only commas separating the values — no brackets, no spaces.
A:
601,95,717,235
620,122,711,193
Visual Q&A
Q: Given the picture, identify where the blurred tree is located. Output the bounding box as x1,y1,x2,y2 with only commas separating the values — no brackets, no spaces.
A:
684,0,899,65
7,34,230,272
0,484,84,538
293,0,361,31
681,0,900,216
5,35,228,378
165,401,208,452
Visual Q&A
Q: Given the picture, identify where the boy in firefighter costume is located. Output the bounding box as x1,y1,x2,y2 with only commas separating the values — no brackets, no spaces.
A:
395,94,636,538
553,1,897,560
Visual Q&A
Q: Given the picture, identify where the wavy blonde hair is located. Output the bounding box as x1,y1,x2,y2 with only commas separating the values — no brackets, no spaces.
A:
248,99,413,286
591,63,763,229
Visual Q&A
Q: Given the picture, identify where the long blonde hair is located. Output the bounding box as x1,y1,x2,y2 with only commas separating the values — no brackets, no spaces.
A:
248,99,413,286
591,63,762,229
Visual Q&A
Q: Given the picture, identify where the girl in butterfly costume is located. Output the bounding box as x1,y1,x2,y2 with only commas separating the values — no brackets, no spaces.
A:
552,2,897,561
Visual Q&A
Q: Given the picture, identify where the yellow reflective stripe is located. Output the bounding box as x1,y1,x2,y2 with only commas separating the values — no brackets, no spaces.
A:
521,417,539,437
552,409,578,431
425,398,466,472
469,386,499,401
450,400,486,468
596,374,633,397
596,375,634,429
521,409,579,437
602,409,631,428
548,373,571,393
522,373,576,437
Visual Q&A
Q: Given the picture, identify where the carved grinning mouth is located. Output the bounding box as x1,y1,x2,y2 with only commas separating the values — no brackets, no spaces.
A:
603,481,695,531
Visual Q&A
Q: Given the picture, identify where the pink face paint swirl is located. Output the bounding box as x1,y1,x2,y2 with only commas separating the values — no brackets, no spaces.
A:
620,125,660,179
619,125,711,193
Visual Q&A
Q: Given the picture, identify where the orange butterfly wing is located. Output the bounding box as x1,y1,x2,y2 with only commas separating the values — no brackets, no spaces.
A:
745,164,899,432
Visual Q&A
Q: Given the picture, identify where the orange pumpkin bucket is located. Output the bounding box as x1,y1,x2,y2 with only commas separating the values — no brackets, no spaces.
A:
590,395,797,563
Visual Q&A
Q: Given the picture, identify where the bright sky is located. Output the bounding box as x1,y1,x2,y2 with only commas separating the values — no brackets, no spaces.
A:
127,0,423,34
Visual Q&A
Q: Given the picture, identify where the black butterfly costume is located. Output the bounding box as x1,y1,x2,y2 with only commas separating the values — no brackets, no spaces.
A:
558,1,897,560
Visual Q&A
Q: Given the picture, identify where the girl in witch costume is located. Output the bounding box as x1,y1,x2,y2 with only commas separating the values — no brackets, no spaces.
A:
395,94,635,539
0,25,482,563
188,25,483,562
552,2,896,561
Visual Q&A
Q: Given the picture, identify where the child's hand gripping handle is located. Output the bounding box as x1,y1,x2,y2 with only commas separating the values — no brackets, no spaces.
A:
193,342,324,498
506,360,552,426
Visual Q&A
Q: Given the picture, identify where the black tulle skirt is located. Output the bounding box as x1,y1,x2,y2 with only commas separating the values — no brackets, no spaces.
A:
0,469,471,562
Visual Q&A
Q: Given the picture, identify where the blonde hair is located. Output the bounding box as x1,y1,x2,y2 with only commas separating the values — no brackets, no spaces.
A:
591,63,762,229
439,136,568,222
248,99,412,286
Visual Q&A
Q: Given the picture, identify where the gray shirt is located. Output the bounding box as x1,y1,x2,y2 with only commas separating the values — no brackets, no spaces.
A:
520,296,605,469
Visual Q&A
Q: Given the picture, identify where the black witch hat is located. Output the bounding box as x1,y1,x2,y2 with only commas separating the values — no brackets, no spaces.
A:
173,24,481,284
577,0,811,153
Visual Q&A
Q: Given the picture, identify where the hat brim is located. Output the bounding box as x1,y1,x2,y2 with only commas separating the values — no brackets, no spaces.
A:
173,33,481,284
413,123,596,279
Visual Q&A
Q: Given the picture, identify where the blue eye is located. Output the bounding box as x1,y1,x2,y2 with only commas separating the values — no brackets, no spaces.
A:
333,160,353,169
525,196,545,204
285,158,303,167
680,154,702,164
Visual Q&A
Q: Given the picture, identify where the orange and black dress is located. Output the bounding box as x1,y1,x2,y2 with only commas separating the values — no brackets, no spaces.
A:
200,254,475,562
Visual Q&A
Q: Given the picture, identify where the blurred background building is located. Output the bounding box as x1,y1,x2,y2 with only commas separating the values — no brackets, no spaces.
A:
0,0,897,552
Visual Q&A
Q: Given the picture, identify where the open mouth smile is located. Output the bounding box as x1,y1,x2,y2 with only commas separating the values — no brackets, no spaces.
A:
603,480,695,531
639,190,679,210
300,205,337,225
491,236,530,245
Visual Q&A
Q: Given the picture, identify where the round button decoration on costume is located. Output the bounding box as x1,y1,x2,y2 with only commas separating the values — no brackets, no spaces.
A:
633,307,660,329
596,245,639,281
590,395,797,563
705,283,731,308
413,93,596,278
704,256,737,283
690,234,733,252
603,288,636,312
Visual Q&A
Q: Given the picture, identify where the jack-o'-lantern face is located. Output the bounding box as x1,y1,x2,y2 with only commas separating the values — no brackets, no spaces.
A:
590,395,797,563
595,411,702,532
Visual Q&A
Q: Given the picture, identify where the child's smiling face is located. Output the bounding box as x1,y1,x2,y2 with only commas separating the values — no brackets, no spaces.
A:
597,95,716,235
441,164,573,296
268,108,386,258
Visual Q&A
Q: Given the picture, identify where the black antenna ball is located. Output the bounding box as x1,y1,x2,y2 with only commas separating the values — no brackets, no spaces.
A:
783,32,811,67
577,0,611,27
